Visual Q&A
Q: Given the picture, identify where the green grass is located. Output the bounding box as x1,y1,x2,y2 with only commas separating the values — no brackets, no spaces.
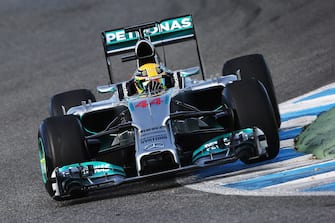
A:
295,107,335,159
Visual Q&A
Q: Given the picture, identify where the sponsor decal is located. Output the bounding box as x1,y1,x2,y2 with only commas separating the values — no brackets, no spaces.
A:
203,138,232,152
145,142,165,151
105,16,193,45
139,126,168,145
140,133,168,145
204,141,220,151
58,161,126,177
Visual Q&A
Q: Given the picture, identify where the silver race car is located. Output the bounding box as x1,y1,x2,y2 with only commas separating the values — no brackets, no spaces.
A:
38,15,280,200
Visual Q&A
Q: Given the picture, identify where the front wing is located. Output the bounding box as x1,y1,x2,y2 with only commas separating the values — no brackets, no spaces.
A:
51,128,267,199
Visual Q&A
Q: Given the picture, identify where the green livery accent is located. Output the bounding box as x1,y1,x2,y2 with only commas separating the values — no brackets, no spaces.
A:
80,115,98,135
192,129,254,163
59,161,126,178
84,128,97,135
38,137,48,184
103,15,195,55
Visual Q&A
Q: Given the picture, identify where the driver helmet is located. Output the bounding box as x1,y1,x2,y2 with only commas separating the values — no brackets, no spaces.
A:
134,63,166,95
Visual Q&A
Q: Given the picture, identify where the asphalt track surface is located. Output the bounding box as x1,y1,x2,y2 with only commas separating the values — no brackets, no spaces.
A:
1,0,335,222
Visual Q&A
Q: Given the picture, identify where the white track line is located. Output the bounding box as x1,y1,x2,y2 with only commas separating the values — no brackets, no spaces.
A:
280,115,316,130
263,171,335,191
280,82,335,106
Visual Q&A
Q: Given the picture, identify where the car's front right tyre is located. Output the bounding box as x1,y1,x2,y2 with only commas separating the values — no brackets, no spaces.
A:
38,115,89,199
50,89,96,116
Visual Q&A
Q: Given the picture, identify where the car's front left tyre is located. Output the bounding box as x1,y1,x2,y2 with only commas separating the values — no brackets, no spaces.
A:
224,79,280,163
222,54,281,128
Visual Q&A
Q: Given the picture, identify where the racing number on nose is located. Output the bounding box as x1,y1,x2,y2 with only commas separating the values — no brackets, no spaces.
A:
135,98,162,108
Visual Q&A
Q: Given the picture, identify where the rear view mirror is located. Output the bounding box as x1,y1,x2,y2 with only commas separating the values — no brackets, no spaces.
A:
97,85,116,94
180,66,200,78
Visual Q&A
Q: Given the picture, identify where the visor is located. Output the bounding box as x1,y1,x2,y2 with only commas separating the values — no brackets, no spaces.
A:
135,76,166,94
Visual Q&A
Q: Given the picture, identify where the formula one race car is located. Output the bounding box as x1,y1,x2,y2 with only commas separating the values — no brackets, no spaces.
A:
38,15,280,200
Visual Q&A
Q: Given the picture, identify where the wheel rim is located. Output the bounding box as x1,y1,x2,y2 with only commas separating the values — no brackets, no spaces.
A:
38,137,48,184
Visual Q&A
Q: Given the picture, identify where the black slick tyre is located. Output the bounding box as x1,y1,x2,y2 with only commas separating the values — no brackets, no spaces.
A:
50,89,96,116
224,79,279,163
222,54,281,128
38,115,88,199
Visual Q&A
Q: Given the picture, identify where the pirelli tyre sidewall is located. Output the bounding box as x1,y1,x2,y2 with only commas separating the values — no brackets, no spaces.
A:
224,79,279,163
50,89,96,116
222,54,281,128
38,115,88,197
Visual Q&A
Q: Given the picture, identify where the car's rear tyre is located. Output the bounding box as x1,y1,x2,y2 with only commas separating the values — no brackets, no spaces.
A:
222,54,281,128
50,89,96,116
224,79,279,164
38,115,89,198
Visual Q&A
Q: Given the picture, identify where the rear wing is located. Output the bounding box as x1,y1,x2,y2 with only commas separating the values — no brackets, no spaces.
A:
101,15,204,83
102,15,195,56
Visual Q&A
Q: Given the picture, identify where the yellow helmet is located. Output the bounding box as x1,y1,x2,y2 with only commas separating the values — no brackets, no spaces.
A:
134,63,166,95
